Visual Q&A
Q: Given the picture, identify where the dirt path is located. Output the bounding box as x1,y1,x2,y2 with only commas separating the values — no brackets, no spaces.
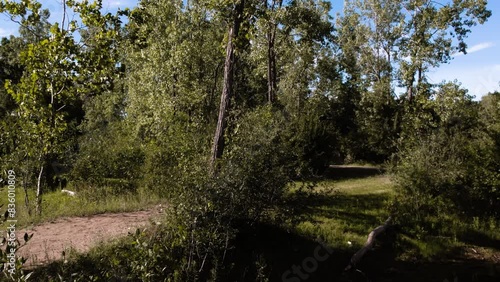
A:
15,207,164,267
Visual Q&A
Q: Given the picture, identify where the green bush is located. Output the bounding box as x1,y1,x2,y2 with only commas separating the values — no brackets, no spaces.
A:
282,97,337,176
60,104,332,280
118,106,299,279
392,84,500,236
70,126,145,193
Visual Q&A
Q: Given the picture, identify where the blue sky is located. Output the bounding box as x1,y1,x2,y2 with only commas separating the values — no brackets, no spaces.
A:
1,0,499,99
425,2,500,99
329,0,500,99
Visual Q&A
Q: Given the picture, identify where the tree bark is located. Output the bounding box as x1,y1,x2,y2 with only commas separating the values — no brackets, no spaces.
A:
266,0,281,104
417,65,423,95
265,0,282,104
35,164,44,216
267,30,277,103
407,76,414,102
210,0,245,172
23,166,32,216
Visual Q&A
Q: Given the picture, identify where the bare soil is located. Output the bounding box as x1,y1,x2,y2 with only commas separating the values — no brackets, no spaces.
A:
15,206,164,267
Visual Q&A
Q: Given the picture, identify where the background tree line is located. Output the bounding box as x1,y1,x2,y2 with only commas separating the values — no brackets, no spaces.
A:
0,0,498,280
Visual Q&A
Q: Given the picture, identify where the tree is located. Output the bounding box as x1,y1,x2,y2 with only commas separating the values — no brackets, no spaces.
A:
0,6,50,124
339,0,491,102
397,0,491,100
335,0,402,162
0,37,24,118
210,0,246,171
125,0,225,137
336,0,491,163
480,91,500,172
1,0,122,215
263,0,282,104
0,8,52,215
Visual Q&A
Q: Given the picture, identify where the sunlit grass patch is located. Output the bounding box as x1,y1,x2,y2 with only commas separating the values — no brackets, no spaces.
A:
293,174,395,250
318,174,393,194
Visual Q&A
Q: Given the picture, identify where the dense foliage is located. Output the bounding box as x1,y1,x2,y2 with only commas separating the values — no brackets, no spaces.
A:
0,0,497,280
392,87,500,236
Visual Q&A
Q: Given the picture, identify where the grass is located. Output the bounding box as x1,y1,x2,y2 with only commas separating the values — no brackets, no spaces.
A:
0,184,163,228
6,166,397,281
294,174,394,251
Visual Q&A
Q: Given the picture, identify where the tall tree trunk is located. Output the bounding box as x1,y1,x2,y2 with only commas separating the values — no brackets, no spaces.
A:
266,0,282,104
267,31,277,103
417,65,423,95
386,46,392,101
23,163,32,216
210,0,245,172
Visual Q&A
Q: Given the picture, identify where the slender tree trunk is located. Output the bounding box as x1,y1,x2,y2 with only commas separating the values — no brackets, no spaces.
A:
407,75,415,102
23,164,32,216
417,65,423,95
210,0,245,171
36,164,44,216
207,62,222,122
386,46,392,100
266,0,282,104
417,67,423,85
267,31,277,103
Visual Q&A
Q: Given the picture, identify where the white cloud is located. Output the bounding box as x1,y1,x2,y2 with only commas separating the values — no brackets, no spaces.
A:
0,27,15,37
102,0,137,8
108,1,122,7
453,42,494,57
428,64,500,99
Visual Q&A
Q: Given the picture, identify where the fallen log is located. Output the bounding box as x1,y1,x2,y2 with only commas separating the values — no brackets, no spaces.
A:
61,189,76,197
344,216,392,271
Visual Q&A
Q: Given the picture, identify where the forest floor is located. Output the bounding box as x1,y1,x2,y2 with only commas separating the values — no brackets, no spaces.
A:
15,206,164,268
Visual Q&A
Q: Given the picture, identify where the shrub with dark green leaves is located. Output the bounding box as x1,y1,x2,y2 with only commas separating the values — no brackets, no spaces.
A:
392,83,500,235
282,97,337,176
70,126,145,193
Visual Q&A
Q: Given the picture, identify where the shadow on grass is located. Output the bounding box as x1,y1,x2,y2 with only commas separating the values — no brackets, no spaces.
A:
459,229,500,251
290,190,391,234
278,189,500,282
228,223,500,282
25,190,500,282
30,223,499,282
358,237,500,282
227,222,352,282
225,190,392,281
323,165,385,181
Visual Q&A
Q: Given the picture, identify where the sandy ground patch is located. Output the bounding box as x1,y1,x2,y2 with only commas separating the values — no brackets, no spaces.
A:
15,207,163,267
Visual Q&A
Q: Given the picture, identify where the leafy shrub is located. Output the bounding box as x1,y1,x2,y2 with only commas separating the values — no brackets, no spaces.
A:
392,83,500,236
282,97,337,176
70,125,145,193
61,105,330,280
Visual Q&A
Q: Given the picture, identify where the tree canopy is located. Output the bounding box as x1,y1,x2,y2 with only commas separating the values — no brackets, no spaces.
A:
0,0,497,280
